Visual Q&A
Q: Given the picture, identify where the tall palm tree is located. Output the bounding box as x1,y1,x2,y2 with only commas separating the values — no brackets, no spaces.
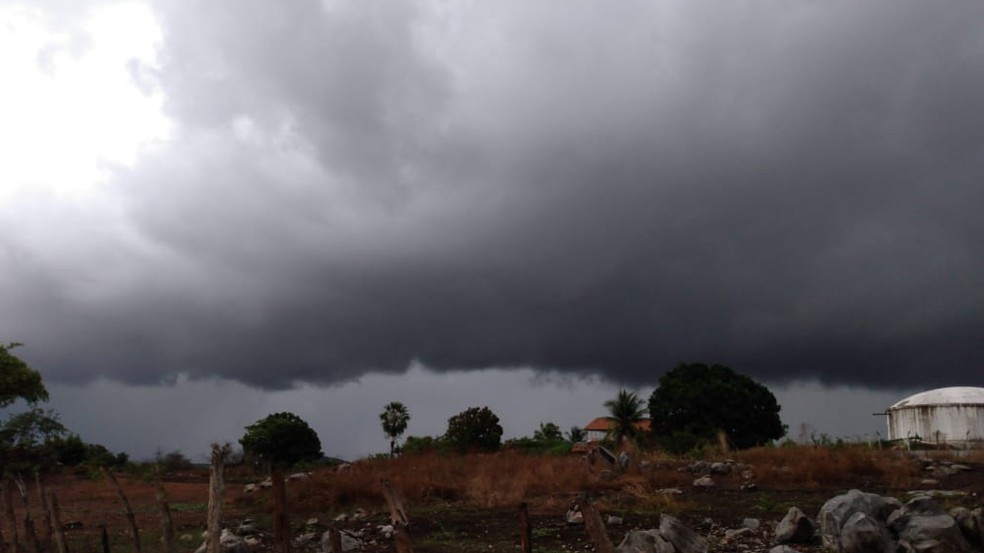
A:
604,389,645,448
379,402,410,457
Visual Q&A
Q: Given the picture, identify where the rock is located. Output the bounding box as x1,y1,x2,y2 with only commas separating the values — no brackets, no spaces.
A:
243,484,260,494
320,530,363,553
616,529,674,553
566,509,584,525
891,496,976,553
769,546,800,553
294,532,318,547
288,472,311,481
237,521,257,534
305,518,319,526
775,506,816,544
839,512,894,553
740,482,758,491
919,479,940,486
657,488,683,495
740,469,755,481
710,462,732,475
180,534,195,543
194,529,251,553
818,489,901,551
608,515,624,526
333,513,349,522
950,463,971,471
659,515,708,553
724,527,752,541
692,476,714,488
618,451,631,470
951,507,978,544
742,518,760,530
687,461,710,474
377,525,394,539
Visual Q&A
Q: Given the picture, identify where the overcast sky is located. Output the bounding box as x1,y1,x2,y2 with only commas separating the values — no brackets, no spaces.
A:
1,0,982,460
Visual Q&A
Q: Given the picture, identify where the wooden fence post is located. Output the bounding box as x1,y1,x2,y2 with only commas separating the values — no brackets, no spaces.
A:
13,477,41,553
379,479,412,553
98,525,110,553
519,502,532,553
271,468,292,553
577,492,615,553
206,444,230,553
47,492,69,553
0,479,17,553
153,464,175,553
102,467,141,552
33,474,52,553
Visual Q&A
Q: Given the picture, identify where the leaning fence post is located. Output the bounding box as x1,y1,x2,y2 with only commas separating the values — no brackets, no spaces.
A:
519,502,532,553
47,491,69,553
33,474,52,553
577,492,615,553
13,477,41,553
101,467,141,552
0,479,17,553
379,479,412,553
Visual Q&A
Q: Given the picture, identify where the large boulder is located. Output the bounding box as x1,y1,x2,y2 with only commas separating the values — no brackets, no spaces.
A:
659,515,708,553
775,506,816,544
890,497,976,553
839,512,894,553
818,489,900,550
616,529,674,553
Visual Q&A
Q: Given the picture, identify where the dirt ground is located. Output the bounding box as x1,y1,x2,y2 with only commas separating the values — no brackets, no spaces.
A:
9,452,983,553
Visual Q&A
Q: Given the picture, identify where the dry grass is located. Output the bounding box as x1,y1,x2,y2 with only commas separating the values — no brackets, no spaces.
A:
264,443,974,517
734,444,920,489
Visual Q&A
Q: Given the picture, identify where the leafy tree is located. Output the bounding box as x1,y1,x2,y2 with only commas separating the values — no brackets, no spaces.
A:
533,422,563,443
0,407,67,449
604,389,646,447
648,363,787,453
444,406,503,453
566,426,587,443
379,402,410,457
239,412,323,469
157,449,194,473
0,343,48,407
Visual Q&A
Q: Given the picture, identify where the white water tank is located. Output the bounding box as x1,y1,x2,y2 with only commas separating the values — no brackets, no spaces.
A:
887,386,984,447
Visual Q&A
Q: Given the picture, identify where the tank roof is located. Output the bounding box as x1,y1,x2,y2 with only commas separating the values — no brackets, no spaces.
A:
890,386,984,410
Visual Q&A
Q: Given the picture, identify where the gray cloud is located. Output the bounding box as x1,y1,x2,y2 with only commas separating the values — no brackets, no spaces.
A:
5,0,984,390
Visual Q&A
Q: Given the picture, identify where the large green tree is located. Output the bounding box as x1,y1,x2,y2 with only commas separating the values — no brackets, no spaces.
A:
604,389,646,447
379,401,410,457
444,406,503,453
0,343,48,407
648,363,786,453
239,412,322,468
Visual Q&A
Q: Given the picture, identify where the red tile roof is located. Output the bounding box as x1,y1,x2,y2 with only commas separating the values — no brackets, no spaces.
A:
584,417,651,432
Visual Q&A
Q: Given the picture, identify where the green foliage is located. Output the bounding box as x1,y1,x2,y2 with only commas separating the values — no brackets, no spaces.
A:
0,343,48,407
648,362,787,453
444,406,503,453
533,422,563,443
379,402,410,457
239,412,323,469
401,435,447,455
566,426,587,443
50,434,89,466
0,407,67,449
604,389,646,447
504,436,572,456
157,449,194,473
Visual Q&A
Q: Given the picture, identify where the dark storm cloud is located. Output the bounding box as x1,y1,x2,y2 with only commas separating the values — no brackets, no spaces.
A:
8,0,984,389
